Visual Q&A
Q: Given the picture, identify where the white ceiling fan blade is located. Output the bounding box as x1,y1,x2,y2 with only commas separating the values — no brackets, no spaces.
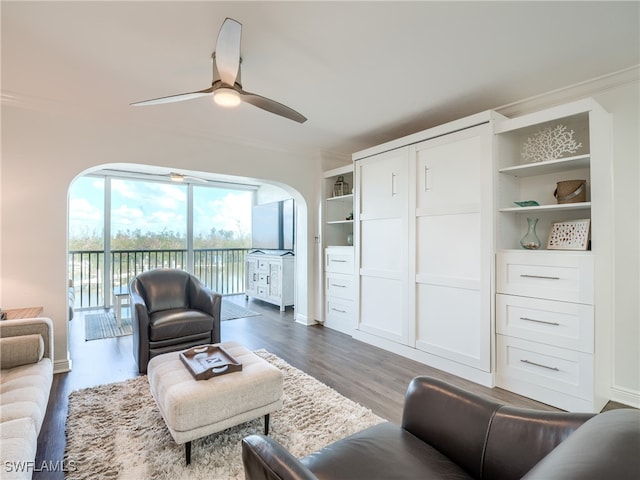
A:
130,87,214,106
215,18,242,86
240,90,307,123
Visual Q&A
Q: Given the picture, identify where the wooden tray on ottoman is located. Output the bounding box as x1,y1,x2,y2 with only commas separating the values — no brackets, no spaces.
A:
180,345,243,380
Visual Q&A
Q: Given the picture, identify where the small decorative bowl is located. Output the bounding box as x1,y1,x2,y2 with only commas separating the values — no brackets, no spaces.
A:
514,200,540,207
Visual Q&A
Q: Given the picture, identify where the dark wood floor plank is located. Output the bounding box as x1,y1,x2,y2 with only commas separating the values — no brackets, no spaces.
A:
35,294,627,479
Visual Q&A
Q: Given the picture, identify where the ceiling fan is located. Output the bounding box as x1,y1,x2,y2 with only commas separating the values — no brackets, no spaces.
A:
131,18,307,124
167,172,207,183
99,168,208,184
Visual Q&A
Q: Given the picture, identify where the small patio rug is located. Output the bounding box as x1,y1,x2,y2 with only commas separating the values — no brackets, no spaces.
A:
84,312,132,341
220,299,261,321
85,299,260,340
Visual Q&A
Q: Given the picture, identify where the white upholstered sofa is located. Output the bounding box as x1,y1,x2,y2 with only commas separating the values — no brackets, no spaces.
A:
0,317,54,480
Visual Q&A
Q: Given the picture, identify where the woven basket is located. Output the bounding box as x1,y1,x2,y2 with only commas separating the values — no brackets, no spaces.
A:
554,180,586,204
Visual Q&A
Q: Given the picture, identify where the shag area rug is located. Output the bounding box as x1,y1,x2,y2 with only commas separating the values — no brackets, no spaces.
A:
84,312,133,341
65,350,384,480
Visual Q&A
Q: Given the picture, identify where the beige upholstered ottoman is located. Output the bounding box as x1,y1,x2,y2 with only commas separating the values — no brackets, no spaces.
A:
147,341,283,464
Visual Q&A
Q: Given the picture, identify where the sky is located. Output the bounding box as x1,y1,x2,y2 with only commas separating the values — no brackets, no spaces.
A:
68,176,252,240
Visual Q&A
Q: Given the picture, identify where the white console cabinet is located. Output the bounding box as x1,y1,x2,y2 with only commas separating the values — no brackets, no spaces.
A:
245,252,295,311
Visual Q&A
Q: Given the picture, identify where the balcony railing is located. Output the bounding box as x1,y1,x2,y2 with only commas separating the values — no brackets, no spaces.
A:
69,248,251,309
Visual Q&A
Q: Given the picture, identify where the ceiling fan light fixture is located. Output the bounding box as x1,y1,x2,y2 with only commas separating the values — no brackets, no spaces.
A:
213,87,241,107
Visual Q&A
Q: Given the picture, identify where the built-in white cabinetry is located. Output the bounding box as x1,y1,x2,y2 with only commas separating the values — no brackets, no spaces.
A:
322,166,356,334
245,252,295,312
343,98,612,405
324,247,356,334
356,147,410,344
494,98,612,412
413,126,493,373
324,166,354,247
353,112,501,386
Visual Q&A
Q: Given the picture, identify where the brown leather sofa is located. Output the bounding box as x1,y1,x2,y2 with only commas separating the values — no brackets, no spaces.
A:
130,268,222,373
242,376,640,480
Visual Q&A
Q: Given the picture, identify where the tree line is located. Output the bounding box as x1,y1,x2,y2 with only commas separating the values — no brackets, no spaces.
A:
69,228,250,251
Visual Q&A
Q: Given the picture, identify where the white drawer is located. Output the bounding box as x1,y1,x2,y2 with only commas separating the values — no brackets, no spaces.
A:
325,297,355,335
496,335,593,409
326,249,354,274
497,294,594,353
496,251,593,304
326,272,355,300
257,259,269,271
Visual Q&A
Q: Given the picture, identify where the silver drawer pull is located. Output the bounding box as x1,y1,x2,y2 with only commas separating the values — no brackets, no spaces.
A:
520,317,560,326
520,274,560,280
330,283,347,288
331,259,348,263
520,359,560,371
331,307,347,314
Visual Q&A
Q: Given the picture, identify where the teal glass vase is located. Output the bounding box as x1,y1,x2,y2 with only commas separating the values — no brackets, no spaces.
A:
520,218,541,250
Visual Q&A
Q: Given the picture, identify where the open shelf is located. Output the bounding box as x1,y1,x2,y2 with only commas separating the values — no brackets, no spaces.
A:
499,202,591,214
327,193,354,202
498,154,590,177
324,166,354,247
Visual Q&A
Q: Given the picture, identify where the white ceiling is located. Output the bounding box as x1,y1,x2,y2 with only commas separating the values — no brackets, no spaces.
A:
2,1,639,157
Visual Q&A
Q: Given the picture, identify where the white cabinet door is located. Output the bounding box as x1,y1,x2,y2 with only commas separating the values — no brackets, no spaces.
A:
356,146,410,345
413,125,492,372
267,261,282,301
358,147,409,220
246,257,259,296
415,131,483,214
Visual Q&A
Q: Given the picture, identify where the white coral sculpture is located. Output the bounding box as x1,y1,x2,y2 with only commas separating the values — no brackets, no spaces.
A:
521,124,582,163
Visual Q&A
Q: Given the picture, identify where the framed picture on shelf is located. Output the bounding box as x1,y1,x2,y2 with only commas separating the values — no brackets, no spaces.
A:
547,219,591,250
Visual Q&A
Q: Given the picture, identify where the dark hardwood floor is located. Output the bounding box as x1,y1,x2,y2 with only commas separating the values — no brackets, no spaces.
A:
34,295,627,479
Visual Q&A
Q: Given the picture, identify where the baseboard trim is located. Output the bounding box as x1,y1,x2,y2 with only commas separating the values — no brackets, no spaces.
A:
352,330,494,387
54,358,72,374
295,313,317,326
610,385,640,409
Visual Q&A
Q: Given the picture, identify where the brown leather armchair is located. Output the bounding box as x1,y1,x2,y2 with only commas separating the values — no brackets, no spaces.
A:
130,268,221,373
242,376,640,480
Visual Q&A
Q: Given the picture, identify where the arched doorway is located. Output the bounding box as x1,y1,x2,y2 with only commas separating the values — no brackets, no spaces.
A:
67,164,312,354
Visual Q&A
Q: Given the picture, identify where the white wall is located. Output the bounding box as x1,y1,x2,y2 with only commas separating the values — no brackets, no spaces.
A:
595,82,640,404
0,106,322,371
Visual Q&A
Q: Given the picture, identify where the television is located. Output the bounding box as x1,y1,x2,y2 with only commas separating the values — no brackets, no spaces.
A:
251,199,294,251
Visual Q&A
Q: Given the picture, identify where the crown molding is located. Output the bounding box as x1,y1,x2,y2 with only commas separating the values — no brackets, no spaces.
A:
496,65,640,118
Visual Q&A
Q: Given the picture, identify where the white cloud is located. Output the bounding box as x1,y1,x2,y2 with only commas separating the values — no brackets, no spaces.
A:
196,192,251,236
112,204,144,228
150,184,187,210
69,198,101,221
111,179,137,199
150,210,185,225
72,178,250,239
